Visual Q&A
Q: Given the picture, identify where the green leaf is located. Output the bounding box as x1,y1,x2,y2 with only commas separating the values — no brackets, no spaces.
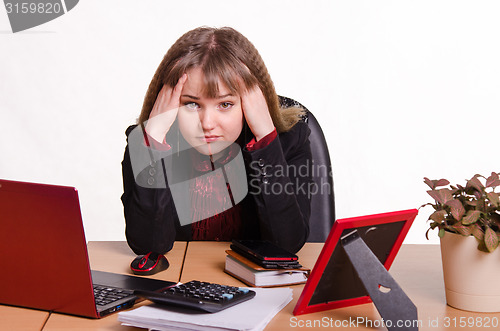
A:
487,192,500,208
466,175,485,192
486,172,500,188
476,198,488,211
435,179,450,188
450,224,473,236
429,210,447,223
471,223,484,241
484,226,499,252
445,199,465,221
424,178,450,190
427,189,453,204
477,241,490,253
423,177,434,189
462,210,482,225
438,228,446,238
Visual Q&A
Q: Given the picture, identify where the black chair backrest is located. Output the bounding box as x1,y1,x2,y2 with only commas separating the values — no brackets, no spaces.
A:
279,96,335,242
305,111,335,241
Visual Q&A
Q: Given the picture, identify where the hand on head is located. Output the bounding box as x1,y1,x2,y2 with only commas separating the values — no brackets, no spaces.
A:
145,74,188,143
240,86,275,141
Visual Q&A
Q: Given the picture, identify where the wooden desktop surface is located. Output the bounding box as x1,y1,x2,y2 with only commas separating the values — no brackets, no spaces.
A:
0,305,49,330
3,242,500,330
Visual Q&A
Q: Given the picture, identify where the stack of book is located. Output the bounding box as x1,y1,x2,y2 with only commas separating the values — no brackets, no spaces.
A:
224,250,310,287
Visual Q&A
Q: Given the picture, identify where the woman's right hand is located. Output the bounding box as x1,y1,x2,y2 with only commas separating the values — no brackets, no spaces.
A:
145,74,187,143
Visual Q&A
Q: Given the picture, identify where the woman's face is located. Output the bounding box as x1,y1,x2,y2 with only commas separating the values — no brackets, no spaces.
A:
177,67,244,157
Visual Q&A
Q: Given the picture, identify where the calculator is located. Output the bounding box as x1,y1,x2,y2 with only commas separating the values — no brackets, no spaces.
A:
134,280,256,313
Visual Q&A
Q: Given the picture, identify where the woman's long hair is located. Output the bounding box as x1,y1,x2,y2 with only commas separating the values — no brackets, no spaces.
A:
137,26,303,133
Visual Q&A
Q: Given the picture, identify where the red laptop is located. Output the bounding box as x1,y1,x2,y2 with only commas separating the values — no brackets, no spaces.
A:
0,179,174,318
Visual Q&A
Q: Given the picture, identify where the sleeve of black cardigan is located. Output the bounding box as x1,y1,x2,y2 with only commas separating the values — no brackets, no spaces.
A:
121,125,178,255
242,121,313,253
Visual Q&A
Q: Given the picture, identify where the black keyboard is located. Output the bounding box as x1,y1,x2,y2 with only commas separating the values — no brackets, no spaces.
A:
93,285,134,306
134,280,256,313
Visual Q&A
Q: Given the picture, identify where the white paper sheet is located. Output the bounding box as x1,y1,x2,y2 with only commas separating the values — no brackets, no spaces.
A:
118,287,293,331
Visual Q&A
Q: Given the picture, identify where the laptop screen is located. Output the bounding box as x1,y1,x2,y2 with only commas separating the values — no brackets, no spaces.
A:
0,179,98,317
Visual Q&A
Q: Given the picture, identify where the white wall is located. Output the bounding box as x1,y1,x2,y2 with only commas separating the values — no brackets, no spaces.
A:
1,1,500,245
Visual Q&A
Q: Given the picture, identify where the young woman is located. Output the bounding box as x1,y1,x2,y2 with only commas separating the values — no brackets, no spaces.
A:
121,27,313,270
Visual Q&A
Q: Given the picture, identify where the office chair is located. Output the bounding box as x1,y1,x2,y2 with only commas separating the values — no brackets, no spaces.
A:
279,96,336,242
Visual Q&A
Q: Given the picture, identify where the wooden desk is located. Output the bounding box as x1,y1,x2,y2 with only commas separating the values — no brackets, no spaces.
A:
181,242,500,331
42,241,186,331
4,242,500,330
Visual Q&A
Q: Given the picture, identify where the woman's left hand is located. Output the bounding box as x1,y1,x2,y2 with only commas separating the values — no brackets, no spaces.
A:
241,86,275,141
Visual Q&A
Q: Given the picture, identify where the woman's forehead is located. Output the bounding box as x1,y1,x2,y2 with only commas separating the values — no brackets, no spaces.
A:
183,67,241,98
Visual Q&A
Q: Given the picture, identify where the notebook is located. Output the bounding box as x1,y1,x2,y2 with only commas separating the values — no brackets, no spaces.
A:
0,179,175,318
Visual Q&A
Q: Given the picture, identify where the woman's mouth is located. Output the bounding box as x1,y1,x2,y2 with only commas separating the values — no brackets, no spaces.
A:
199,135,221,143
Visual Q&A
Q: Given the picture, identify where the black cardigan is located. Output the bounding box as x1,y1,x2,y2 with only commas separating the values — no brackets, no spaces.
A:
121,119,313,255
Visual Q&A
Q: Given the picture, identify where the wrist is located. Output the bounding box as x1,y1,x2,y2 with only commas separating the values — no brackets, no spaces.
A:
145,110,177,144
254,125,275,142
145,122,168,144
246,128,277,151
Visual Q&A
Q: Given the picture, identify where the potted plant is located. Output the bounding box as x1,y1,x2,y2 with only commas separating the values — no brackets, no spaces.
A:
422,172,500,312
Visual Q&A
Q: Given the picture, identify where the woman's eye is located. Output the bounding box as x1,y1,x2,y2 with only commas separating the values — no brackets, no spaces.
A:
219,102,233,110
184,102,199,110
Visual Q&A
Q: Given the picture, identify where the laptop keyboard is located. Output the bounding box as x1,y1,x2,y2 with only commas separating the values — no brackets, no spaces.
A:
93,285,134,306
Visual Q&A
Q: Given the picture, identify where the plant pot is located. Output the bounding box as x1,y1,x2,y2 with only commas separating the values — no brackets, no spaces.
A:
440,231,500,312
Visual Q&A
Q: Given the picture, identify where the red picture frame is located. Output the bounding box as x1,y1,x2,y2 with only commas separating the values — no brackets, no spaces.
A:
293,209,418,316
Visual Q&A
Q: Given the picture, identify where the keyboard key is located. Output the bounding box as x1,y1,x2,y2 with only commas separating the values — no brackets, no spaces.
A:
93,285,133,307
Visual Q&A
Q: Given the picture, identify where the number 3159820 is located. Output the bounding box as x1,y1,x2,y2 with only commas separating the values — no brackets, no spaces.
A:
5,2,62,14
443,316,499,328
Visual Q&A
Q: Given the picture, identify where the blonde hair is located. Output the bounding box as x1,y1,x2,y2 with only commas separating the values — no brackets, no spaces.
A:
137,26,303,133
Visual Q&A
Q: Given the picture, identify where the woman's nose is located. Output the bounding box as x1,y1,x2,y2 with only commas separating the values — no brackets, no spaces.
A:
198,109,216,131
